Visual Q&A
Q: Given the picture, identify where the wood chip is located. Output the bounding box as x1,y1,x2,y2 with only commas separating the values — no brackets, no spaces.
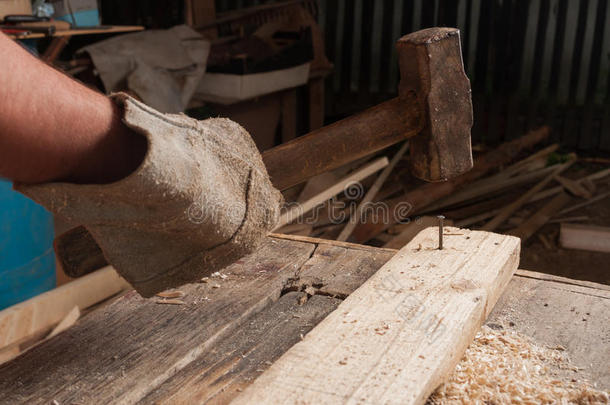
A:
156,291,185,299
155,299,185,305
430,326,609,403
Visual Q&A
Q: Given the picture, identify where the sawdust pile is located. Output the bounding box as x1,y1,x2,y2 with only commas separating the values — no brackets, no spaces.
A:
428,326,609,404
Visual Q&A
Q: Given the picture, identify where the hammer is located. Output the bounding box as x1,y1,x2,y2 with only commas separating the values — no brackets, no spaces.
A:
54,27,473,277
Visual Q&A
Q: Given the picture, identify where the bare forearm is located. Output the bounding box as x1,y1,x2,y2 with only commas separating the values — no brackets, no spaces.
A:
0,33,144,184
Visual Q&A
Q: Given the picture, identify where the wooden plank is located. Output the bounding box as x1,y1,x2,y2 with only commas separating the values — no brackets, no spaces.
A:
143,245,395,404
233,228,520,404
509,192,573,242
455,168,610,228
275,157,389,229
142,292,342,404
12,25,145,39
559,190,610,215
0,266,129,350
482,156,575,231
0,238,316,404
349,126,550,243
514,268,610,292
423,164,558,213
560,223,610,253
488,273,610,390
337,142,409,241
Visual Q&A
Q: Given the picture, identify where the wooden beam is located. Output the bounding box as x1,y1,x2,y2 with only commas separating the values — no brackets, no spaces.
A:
560,224,610,253
481,156,575,231
0,266,128,350
349,126,550,243
275,157,389,229
337,142,409,241
509,192,573,242
234,228,520,404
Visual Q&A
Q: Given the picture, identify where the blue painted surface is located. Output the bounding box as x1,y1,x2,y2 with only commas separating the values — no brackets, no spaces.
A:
57,9,100,27
0,180,55,310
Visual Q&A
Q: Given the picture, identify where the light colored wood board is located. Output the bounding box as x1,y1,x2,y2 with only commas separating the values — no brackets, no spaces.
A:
0,266,129,350
555,175,593,198
560,223,610,253
276,157,389,228
487,274,610,390
383,217,453,249
337,142,409,241
502,143,558,176
0,239,316,404
482,157,575,231
509,192,573,241
47,306,80,339
233,228,520,405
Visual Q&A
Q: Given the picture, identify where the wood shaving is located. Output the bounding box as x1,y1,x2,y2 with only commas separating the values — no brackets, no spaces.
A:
428,326,609,404
155,299,185,305
156,291,185,298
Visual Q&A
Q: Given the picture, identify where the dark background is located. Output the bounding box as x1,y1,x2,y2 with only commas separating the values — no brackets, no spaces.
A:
99,0,610,152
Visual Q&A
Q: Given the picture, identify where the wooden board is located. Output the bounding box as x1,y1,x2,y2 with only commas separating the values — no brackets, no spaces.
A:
0,239,316,404
0,236,394,404
487,270,610,389
560,223,610,253
2,234,608,403
0,266,128,350
7,25,144,39
233,228,520,404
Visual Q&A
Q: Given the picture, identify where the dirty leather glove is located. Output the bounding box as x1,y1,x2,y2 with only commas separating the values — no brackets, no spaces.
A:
17,93,283,297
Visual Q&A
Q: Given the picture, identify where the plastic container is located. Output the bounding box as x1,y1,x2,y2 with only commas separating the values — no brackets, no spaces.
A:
0,179,55,310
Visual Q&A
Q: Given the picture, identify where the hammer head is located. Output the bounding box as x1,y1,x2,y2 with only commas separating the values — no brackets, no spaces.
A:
397,27,473,182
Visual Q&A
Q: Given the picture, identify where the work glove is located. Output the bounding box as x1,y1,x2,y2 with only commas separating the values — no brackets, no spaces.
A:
17,93,282,297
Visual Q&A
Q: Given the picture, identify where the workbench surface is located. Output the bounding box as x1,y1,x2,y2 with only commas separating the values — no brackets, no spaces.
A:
0,234,608,403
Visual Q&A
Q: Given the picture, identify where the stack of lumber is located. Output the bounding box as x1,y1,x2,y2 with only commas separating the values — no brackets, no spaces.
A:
277,125,610,253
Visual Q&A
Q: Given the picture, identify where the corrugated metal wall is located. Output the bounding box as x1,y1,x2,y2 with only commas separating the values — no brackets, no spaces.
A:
218,0,610,150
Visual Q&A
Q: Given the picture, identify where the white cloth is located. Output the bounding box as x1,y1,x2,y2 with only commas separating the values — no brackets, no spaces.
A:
82,25,209,113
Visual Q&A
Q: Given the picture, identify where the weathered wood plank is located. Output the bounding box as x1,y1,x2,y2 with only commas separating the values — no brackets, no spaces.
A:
233,228,520,404
142,292,342,404
140,240,396,404
487,273,610,390
0,238,316,404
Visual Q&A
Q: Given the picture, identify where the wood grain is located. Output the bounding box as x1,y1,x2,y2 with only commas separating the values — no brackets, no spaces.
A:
0,239,316,404
0,266,128,350
487,273,610,390
233,228,520,404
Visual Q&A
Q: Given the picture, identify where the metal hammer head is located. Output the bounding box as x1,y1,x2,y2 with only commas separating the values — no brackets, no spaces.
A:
397,27,473,182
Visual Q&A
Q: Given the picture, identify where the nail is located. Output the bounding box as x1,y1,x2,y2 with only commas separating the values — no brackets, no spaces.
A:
437,215,445,250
